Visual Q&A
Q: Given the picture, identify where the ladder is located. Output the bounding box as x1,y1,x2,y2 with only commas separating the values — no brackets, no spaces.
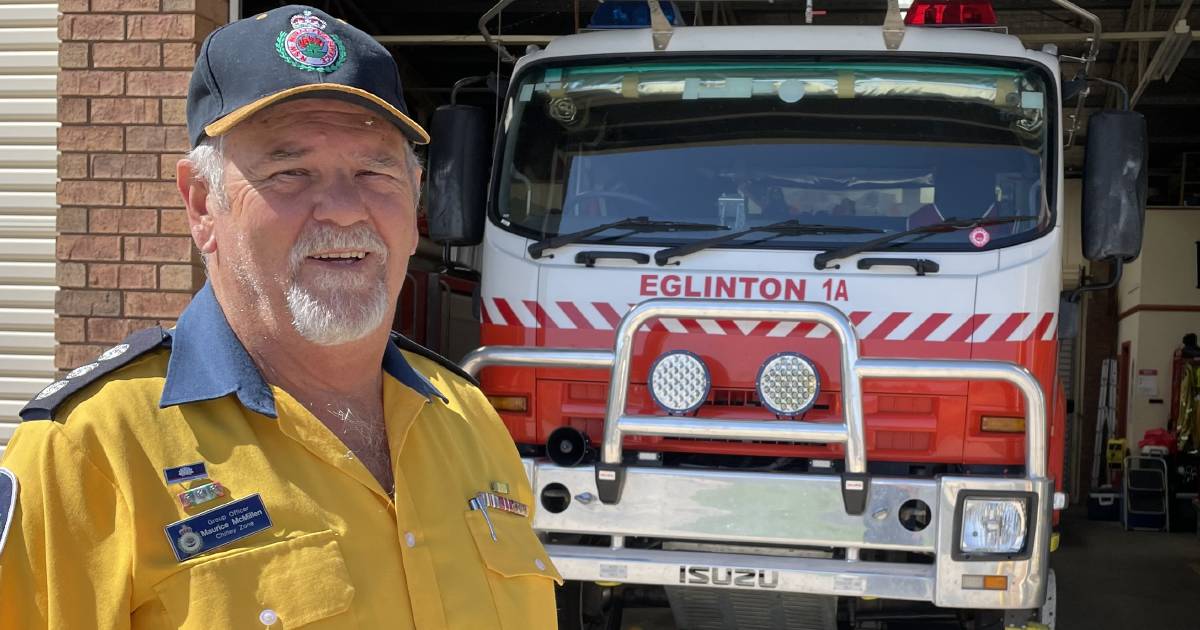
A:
1091,358,1118,488
1123,456,1170,532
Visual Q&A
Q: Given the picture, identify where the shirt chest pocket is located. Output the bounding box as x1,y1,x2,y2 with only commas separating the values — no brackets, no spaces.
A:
464,509,563,630
465,508,564,628
153,530,355,629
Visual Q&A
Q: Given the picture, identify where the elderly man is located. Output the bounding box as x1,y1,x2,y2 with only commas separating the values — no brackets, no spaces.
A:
0,6,559,629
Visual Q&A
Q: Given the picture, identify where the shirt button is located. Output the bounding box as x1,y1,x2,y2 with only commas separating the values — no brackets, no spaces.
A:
405,532,416,548
535,558,546,571
258,609,278,626
345,451,354,460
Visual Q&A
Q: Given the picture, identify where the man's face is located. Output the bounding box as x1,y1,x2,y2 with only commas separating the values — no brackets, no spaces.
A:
197,98,420,345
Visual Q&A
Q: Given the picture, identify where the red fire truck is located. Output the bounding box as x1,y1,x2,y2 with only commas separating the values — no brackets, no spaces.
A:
422,1,1147,628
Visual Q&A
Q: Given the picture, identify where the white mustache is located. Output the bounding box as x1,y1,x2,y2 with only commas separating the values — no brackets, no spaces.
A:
289,222,388,270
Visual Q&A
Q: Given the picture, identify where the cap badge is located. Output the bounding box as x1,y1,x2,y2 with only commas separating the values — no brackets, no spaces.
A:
276,10,345,73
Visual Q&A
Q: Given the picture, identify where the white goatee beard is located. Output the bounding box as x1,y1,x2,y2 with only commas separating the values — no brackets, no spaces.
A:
284,222,391,346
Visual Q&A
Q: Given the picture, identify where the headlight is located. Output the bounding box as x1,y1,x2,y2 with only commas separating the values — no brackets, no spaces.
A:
756,352,820,417
959,497,1028,554
648,350,710,415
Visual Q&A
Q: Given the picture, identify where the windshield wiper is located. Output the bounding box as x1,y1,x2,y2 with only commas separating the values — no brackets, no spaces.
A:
813,215,1041,270
528,216,727,259
654,219,884,266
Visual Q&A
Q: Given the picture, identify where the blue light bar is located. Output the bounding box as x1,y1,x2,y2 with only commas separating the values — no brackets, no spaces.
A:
588,1,684,29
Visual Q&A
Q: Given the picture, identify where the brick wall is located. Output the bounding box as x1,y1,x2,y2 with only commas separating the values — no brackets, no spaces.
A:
55,1,228,372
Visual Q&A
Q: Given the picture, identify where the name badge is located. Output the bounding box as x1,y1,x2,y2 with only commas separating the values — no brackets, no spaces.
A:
164,494,272,562
164,462,208,485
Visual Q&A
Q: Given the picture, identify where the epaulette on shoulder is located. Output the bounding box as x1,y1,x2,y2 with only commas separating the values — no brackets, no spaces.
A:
20,326,172,422
389,332,480,388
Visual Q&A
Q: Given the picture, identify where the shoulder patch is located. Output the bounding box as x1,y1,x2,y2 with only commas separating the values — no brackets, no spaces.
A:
0,467,16,557
20,326,172,422
389,332,480,388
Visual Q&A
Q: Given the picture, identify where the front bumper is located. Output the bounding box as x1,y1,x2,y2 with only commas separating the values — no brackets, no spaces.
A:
525,459,1052,609
465,299,1053,611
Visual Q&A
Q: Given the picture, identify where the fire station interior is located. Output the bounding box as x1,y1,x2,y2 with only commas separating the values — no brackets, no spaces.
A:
243,2,1200,628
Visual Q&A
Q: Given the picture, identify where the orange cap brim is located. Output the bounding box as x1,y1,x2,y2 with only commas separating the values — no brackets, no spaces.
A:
203,83,429,145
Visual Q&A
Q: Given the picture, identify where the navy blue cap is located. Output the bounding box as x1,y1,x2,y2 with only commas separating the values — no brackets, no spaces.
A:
186,4,428,148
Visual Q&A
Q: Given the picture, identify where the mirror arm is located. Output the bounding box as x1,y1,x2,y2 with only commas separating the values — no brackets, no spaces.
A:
439,243,480,280
451,75,490,105
1048,0,1102,147
478,0,520,64
1089,76,1131,111
1067,257,1123,303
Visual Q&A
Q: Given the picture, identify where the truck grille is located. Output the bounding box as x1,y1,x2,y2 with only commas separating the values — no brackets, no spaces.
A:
664,588,837,630
710,387,758,407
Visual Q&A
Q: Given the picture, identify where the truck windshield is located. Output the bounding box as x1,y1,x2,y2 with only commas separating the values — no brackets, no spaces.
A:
497,60,1052,252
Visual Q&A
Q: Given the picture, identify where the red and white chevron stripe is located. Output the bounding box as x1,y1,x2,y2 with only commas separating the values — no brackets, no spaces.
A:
481,298,1057,343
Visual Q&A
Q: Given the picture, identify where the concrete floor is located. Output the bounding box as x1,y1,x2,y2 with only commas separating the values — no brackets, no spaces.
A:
1053,508,1200,629
618,507,1200,629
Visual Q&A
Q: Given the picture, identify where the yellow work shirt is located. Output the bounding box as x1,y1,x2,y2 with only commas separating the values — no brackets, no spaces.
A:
0,283,560,629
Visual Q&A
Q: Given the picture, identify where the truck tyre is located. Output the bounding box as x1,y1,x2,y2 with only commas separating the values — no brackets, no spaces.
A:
556,580,623,630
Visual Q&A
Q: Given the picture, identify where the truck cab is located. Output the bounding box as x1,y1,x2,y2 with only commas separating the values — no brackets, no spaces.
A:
426,2,1146,628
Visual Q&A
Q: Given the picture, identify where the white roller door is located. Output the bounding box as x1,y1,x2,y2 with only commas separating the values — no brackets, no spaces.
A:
0,1,58,452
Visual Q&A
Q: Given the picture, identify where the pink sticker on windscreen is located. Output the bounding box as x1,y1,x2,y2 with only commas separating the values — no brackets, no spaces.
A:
968,226,991,248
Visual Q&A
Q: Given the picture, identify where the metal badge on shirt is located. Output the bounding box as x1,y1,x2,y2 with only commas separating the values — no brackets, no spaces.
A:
0,467,17,556
476,491,528,518
164,493,272,562
163,462,208,485
177,481,228,509
468,491,529,543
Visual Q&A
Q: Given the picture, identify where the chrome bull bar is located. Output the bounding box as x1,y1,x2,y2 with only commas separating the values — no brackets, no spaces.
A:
461,298,1048,492
462,299,1053,608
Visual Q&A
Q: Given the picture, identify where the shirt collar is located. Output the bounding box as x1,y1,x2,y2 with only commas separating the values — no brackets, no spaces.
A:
160,282,445,417
382,339,449,403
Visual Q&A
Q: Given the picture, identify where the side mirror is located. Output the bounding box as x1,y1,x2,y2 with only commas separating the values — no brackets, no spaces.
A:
427,105,489,246
1058,292,1080,339
1081,110,1147,262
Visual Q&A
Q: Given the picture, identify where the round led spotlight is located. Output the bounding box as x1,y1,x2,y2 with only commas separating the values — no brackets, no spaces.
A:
648,350,711,415
756,352,820,417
